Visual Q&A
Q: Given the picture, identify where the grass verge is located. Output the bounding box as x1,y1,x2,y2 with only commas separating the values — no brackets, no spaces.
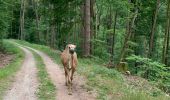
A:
29,49,56,100
0,40,24,99
14,39,170,100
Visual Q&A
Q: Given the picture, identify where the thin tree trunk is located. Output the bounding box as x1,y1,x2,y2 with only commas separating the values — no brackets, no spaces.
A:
165,28,170,65
22,0,26,39
20,0,26,40
111,11,118,63
50,16,56,48
90,0,95,55
95,7,98,39
119,6,138,62
11,7,13,38
148,0,160,58
32,0,40,43
107,5,112,54
162,0,170,65
80,3,85,55
50,23,56,48
73,2,77,43
84,0,91,57
19,0,23,39
119,21,130,62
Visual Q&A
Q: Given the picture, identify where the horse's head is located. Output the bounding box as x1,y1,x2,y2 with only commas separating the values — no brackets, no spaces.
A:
66,44,76,55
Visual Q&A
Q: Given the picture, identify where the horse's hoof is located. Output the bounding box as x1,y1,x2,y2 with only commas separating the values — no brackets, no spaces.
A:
68,92,72,95
65,82,68,86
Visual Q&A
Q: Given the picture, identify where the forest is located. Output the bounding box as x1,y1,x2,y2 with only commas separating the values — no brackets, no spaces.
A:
0,0,170,99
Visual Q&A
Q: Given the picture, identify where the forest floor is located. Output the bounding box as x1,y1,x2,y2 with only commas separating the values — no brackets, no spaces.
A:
0,52,14,68
3,43,96,100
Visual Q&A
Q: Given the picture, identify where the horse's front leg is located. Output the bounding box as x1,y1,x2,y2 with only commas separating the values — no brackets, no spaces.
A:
68,70,73,95
64,67,69,86
70,68,75,85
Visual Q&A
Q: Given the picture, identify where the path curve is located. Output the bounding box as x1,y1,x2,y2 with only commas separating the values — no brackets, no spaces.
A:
3,46,38,100
26,46,96,100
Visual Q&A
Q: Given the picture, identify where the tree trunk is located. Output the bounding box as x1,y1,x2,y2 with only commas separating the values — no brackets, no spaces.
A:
20,0,26,40
19,0,22,39
84,0,91,57
166,28,170,65
111,11,117,63
80,3,85,55
10,7,13,38
32,0,40,43
51,24,56,48
148,0,160,58
90,0,95,55
49,4,56,48
95,6,98,39
106,5,112,54
162,0,170,64
119,7,138,62
162,0,170,65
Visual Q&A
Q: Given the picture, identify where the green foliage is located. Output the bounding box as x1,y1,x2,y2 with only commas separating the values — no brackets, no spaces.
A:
0,0,14,33
0,0,13,50
121,91,169,100
126,55,170,93
0,39,4,51
91,39,110,60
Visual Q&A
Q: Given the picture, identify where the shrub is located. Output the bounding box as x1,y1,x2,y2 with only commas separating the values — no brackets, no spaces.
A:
126,55,170,93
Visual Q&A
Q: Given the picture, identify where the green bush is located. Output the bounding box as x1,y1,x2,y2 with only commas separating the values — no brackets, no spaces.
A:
126,55,170,93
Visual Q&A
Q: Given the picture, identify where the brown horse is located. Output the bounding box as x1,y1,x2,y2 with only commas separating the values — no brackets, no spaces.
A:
60,44,78,95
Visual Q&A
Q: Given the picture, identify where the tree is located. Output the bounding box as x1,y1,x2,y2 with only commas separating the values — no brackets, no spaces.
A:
83,0,91,57
162,0,170,66
111,11,117,63
148,0,160,58
19,0,26,40
32,0,40,42
119,0,138,62
0,0,13,50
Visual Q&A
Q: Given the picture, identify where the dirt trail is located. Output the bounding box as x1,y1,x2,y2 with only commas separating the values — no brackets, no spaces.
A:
3,46,38,100
26,46,96,100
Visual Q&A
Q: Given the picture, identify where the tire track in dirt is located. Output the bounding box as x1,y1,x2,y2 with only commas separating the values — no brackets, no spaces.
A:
3,46,38,100
26,46,96,100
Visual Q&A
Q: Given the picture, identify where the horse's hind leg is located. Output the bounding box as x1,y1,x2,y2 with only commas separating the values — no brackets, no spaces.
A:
68,84,72,95
68,70,72,95
70,68,75,84
64,67,68,86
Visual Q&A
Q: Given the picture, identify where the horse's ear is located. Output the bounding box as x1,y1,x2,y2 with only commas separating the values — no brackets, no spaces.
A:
64,41,67,47
65,45,68,49
74,45,76,48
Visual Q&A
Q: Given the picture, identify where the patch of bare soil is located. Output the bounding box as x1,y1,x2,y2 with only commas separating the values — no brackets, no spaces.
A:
3,47,38,100
27,47,96,100
0,52,14,68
